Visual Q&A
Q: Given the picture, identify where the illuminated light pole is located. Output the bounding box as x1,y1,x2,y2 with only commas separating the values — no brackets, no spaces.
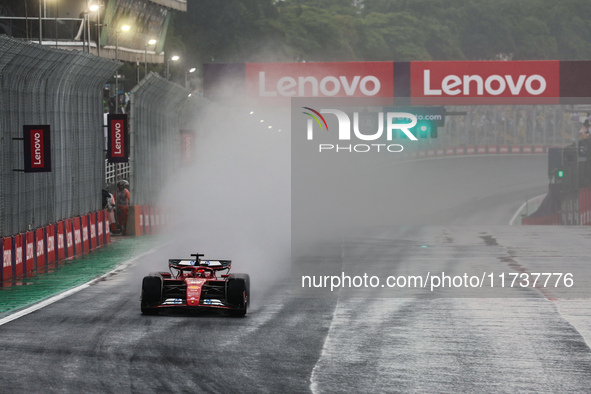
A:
144,38,157,77
185,67,196,89
115,24,130,114
39,0,43,44
166,55,179,81
89,3,101,57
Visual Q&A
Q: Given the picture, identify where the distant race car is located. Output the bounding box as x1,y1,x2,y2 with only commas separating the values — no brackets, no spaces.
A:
141,253,250,316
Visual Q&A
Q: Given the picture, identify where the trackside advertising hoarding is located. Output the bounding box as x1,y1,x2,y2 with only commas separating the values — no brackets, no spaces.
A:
107,114,129,163
410,60,560,105
23,125,51,173
246,62,394,104
203,60,591,105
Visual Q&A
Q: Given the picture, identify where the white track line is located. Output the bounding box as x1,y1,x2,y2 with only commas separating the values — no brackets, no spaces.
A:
509,194,546,226
0,241,172,327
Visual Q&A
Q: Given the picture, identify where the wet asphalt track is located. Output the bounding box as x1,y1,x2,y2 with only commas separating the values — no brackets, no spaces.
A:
1,155,591,393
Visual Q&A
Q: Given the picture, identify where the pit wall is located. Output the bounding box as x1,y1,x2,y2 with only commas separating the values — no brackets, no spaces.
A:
522,186,591,226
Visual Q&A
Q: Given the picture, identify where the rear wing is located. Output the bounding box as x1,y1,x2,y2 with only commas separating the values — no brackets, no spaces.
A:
168,259,232,270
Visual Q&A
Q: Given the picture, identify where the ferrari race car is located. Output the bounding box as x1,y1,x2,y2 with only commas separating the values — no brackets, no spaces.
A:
141,253,250,316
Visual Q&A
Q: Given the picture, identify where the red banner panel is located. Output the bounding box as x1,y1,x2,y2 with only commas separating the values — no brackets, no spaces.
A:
427,150,435,157
181,130,195,165
511,146,521,153
523,146,533,154
88,213,97,251
534,146,545,154
35,228,45,269
410,61,560,105
499,145,509,154
81,215,89,254
488,145,498,154
245,62,394,104
477,146,486,154
107,114,129,163
580,187,591,226
14,234,23,278
2,237,12,282
23,125,52,172
456,147,465,155
96,211,104,247
466,146,475,154
436,148,444,156
144,205,151,234
24,231,34,274
104,210,111,244
72,217,82,257
46,224,56,264
445,148,454,155
151,207,157,233
64,219,74,259
57,221,67,261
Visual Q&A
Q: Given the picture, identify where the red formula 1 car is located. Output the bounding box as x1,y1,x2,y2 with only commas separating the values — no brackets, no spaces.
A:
141,253,250,316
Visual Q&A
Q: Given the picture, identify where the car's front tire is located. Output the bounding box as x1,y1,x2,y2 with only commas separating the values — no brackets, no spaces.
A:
141,276,162,315
227,277,248,317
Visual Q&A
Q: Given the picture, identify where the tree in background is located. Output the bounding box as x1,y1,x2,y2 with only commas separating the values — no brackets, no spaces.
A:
168,0,591,69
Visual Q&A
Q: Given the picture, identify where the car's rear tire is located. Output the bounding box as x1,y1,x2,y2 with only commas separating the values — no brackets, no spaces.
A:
141,276,162,315
227,277,248,317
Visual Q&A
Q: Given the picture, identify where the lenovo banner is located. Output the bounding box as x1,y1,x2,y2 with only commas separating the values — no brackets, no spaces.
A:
410,61,560,104
180,130,195,165
23,125,51,173
107,114,129,163
246,62,394,104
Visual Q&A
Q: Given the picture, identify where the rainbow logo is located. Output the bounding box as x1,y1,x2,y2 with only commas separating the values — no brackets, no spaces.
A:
302,107,329,131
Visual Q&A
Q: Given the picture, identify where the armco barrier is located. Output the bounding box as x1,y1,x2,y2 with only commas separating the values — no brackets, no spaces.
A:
47,224,56,265
2,237,12,282
403,144,551,161
25,231,34,274
35,228,45,270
